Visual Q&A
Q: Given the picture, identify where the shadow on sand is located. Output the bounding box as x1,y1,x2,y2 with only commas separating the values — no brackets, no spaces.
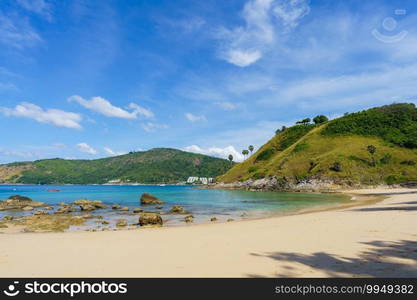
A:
248,240,417,277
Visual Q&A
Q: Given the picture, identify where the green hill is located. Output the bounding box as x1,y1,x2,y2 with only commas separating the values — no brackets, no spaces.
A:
0,148,232,184
218,103,417,186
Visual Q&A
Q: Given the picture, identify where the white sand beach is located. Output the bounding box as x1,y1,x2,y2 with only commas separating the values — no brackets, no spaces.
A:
0,188,416,277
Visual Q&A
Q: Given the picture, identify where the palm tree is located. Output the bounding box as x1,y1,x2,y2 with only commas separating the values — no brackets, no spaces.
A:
228,154,233,164
248,145,254,155
242,149,249,160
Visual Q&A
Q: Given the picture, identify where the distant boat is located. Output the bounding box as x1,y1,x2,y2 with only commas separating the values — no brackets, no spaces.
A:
159,184,166,187
47,189,60,192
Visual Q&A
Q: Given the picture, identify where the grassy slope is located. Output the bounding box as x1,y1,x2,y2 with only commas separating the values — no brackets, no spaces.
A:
0,148,232,184
219,105,417,185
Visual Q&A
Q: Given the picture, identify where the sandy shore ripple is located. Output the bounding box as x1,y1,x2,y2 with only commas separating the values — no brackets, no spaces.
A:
0,188,416,277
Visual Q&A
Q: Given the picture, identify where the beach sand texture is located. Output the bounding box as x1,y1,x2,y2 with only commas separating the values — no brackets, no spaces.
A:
0,188,416,277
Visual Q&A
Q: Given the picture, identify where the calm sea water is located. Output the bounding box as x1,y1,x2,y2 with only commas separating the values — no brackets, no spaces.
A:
0,185,351,230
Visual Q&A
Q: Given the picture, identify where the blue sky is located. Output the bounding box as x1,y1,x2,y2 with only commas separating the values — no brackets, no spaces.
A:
1,0,417,163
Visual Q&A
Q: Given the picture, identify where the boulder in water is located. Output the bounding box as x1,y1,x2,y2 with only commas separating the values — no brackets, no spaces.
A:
184,215,194,223
116,219,127,227
0,195,45,211
169,205,189,214
140,193,165,205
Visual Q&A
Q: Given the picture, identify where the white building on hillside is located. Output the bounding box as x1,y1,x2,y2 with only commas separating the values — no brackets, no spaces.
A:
186,177,214,184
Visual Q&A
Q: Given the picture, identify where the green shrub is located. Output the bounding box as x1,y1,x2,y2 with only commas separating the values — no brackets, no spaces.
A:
313,115,329,124
330,162,342,172
278,124,316,151
322,103,417,149
248,166,259,173
400,160,416,166
255,148,275,162
380,154,392,165
293,142,309,153
385,174,407,185
252,172,266,180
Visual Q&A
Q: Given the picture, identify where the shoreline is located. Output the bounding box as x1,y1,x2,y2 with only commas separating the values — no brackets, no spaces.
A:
0,189,378,234
0,187,416,277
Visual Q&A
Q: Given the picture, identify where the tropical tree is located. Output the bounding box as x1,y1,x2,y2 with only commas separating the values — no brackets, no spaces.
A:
242,149,249,160
248,145,254,155
367,145,377,166
296,118,311,125
228,154,233,164
313,115,329,124
275,126,287,135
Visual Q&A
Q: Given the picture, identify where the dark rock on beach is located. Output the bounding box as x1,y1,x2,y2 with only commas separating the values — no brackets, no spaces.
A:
184,215,194,223
169,205,189,214
116,219,127,227
0,195,45,211
140,193,165,205
138,212,163,226
74,199,107,210
55,206,75,214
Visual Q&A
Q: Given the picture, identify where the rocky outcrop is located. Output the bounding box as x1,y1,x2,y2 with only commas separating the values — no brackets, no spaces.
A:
55,206,75,214
112,204,121,210
72,199,107,212
184,215,194,223
169,205,189,214
74,199,107,210
0,195,45,211
133,208,143,213
213,176,355,192
140,193,165,205
116,219,127,227
138,212,163,226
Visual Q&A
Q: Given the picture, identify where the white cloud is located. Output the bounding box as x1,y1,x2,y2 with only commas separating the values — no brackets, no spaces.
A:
184,145,244,162
16,0,53,21
68,95,154,119
0,148,36,159
217,0,310,67
265,63,417,111
128,103,154,118
272,0,310,29
185,113,206,122
141,122,168,132
103,147,127,156
76,143,97,155
0,102,82,129
0,13,42,49
224,49,262,67
215,101,237,110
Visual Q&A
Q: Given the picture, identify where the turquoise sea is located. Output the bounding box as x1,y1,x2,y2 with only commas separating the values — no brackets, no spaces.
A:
0,185,351,230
